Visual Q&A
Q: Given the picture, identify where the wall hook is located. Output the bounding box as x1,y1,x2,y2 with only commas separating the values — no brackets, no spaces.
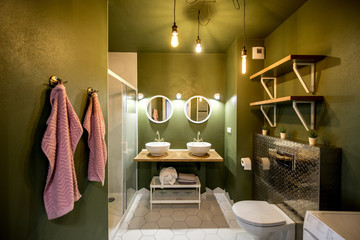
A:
87,87,99,97
49,76,67,87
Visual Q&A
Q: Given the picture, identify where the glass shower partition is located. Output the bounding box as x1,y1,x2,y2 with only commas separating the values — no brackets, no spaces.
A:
108,73,137,239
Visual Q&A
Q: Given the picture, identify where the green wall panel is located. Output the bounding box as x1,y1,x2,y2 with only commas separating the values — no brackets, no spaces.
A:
264,0,360,210
224,39,264,202
138,53,225,190
0,0,108,239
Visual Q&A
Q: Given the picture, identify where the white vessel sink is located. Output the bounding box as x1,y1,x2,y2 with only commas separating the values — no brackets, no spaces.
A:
146,142,170,156
187,142,211,156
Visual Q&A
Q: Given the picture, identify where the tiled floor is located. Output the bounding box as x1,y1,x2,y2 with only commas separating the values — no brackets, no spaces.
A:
113,188,254,240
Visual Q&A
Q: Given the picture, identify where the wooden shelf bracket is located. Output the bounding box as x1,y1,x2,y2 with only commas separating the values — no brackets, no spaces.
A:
261,105,277,127
261,77,277,99
293,62,315,93
292,101,315,131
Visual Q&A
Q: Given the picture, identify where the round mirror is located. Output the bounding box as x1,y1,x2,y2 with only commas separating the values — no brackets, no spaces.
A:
184,96,212,124
146,95,173,123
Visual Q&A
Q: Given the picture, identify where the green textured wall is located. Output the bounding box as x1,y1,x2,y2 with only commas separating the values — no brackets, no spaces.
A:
264,0,360,210
223,39,264,202
224,40,238,198
0,0,108,239
138,53,225,190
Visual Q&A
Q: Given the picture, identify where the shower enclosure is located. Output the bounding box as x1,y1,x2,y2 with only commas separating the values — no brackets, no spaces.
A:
108,72,137,239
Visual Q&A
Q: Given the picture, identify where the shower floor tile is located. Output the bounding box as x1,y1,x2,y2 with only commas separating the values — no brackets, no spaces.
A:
114,189,254,240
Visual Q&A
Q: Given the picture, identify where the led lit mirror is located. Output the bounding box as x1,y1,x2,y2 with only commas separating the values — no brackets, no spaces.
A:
146,95,173,123
184,96,212,124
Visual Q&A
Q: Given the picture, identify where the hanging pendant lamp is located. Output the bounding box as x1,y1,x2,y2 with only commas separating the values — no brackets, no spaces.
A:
171,0,179,47
195,11,202,53
241,0,247,74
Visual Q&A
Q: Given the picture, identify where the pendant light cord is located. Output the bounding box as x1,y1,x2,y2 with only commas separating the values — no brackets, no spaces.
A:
174,0,176,24
197,10,200,37
243,0,246,48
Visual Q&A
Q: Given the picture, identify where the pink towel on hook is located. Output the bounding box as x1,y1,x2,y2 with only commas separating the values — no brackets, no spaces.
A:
83,92,107,186
41,83,83,220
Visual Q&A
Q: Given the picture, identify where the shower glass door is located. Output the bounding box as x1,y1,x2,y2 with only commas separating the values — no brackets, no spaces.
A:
123,86,137,208
108,74,137,239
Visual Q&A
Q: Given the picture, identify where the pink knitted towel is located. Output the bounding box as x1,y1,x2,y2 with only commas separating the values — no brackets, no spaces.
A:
83,92,107,186
41,83,83,220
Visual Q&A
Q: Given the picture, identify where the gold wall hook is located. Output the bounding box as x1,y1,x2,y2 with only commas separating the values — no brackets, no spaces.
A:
87,87,99,96
49,76,61,87
49,76,67,87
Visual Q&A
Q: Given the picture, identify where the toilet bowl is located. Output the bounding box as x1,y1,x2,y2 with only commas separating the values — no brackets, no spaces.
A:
232,201,295,240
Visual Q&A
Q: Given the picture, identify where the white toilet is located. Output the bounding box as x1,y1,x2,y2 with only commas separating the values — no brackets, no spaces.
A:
232,201,295,240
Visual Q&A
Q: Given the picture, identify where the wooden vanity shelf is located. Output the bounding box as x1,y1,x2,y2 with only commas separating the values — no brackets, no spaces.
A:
134,149,223,162
250,55,324,96
250,96,324,131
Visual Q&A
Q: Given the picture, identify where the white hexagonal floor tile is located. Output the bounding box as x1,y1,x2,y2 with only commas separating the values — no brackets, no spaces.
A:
122,230,142,240
171,210,187,221
172,234,190,240
185,215,202,228
186,229,205,240
140,236,155,240
145,211,161,222
236,232,255,240
157,216,174,228
159,208,174,216
154,229,174,240
129,216,146,229
171,221,189,235
217,228,237,240
204,234,222,240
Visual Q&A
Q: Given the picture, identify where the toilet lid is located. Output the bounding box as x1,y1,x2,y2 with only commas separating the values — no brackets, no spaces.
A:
232,201,286,227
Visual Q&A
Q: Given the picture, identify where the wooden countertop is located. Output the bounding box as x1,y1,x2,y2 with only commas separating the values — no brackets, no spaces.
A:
134,149,223,162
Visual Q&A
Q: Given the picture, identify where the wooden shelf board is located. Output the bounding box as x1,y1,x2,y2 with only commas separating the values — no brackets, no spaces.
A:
250,96,324,106
134,149,223,162
250,55,324,80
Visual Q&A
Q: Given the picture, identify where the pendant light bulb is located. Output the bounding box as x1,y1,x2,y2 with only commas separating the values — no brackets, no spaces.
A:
241,47,247,74
195,37,202,53
171,24,179,48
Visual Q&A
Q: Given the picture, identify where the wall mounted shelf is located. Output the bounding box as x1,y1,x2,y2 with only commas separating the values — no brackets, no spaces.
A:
250,96,324,106
250,55,325,131
250,55,324,94
250,96,324,131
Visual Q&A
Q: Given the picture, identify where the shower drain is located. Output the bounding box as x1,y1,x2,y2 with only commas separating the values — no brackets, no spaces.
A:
108,197,115,203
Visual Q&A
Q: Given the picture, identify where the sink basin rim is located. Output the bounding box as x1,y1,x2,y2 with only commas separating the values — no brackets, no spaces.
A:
187,142,211,156
146,142,170,156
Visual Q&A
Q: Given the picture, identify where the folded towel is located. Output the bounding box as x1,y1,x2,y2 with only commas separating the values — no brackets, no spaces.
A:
178,173,196,181
159,167,178,188
41,83,83,220
178,179,197,184
83,92,107,186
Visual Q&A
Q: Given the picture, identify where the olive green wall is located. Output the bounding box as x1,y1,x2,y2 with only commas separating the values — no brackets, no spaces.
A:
223,39,264,202
0,1,108,239
264,0,360,210
138,53,225,190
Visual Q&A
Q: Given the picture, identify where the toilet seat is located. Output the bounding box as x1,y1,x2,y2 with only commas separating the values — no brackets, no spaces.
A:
232,201,286,227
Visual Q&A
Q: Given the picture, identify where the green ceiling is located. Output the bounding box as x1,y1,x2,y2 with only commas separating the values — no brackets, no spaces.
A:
109,0,307,53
